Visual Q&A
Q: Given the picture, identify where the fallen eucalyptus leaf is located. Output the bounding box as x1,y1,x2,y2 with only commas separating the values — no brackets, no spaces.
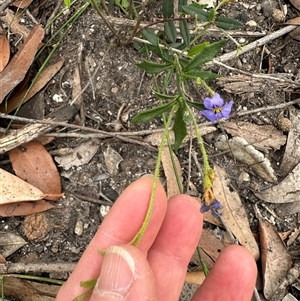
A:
9,140,62,201
215,135,277,183
259,218,292,300
0,25,44,103
0,232,27,258
254,162,300,203
54,139,100,170
222,121,286,151
213,165,260,260
0,168,46,204
280,112,300,177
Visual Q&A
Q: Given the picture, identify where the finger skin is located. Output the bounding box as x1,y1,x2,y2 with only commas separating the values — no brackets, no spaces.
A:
147,194,203,301
90,244,157,301
192,245,257,301
55,176,168,301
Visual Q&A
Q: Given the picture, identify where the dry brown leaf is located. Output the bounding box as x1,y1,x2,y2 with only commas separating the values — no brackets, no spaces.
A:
0,200,54,217
222,121,286,151
254,162,300,203
161,146,182,198
0,59,64,113
12,0,34,8
55,139,100,170
185,271,205,285
9,140,62,201
0,168,46,204
0,24,44,103
286,16,300,25
3,277,59,301
0,232,27,258
215,135,277,183
259,218,292,300
280,112,300,177
213,165,260,260
290,0,300,11
0,35,10,72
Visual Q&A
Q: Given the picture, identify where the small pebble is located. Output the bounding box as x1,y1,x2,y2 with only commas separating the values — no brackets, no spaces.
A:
74,220,83,236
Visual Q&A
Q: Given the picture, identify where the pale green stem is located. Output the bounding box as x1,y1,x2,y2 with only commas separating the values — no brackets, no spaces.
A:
186,105,213,191
130,106,176,246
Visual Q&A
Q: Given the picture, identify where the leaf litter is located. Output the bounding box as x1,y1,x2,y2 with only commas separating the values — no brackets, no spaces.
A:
9,140,62,201
0,24,44,103
210,165,260,260
0,34,10,72
215,134,277,183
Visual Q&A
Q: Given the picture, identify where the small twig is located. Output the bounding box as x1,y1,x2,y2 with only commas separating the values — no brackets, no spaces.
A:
69,192,113,206
0,0,14,15
213,209,239,245
208,25,297,66
213,60,300,87
0,262,76,274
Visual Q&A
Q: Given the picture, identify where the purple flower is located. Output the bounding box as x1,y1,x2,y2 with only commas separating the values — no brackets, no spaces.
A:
200,93,233,123
200,200,221,217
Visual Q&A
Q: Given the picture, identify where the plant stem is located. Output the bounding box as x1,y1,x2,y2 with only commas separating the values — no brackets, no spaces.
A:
130,106,176,246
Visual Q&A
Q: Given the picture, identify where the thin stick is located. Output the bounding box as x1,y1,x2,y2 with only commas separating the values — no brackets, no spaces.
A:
208,25,297,65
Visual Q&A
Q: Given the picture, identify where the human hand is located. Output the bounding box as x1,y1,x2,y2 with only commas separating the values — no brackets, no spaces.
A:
55,175,257,301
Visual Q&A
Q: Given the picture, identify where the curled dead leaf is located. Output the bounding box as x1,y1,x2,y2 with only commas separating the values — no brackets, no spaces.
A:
0,34,10,72
215,135,277,183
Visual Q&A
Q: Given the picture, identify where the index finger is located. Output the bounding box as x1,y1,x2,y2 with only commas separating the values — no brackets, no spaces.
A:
55,176,168,301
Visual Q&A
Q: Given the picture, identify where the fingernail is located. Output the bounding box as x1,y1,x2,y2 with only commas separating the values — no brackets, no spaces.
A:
95,246,135,300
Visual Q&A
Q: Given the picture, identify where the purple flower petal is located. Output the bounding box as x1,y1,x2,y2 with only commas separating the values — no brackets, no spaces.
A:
203,97,214,110
200,109,218,123
210,93,224,108
200,204,210,213
220,100,233,119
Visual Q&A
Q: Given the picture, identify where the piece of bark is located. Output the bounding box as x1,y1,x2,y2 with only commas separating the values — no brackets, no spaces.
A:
0,104,79,154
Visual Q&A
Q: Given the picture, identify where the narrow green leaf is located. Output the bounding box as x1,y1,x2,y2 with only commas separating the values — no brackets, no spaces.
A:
153,90,177,100
181,4,209,21
131,99,177,123
63,0,71,7
156,43,173,63
188,41,210,56
208,7,216,22
162,0,174,18
164,21,177,43
178,0,187,12
184,69,219,80
141,28,158,45
136,60,172,74
179,20,190,47
187,100,205,111
215,16,244,30
184,39,227,71
80,279,97,288
172,101,188,152
162,68,174,90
